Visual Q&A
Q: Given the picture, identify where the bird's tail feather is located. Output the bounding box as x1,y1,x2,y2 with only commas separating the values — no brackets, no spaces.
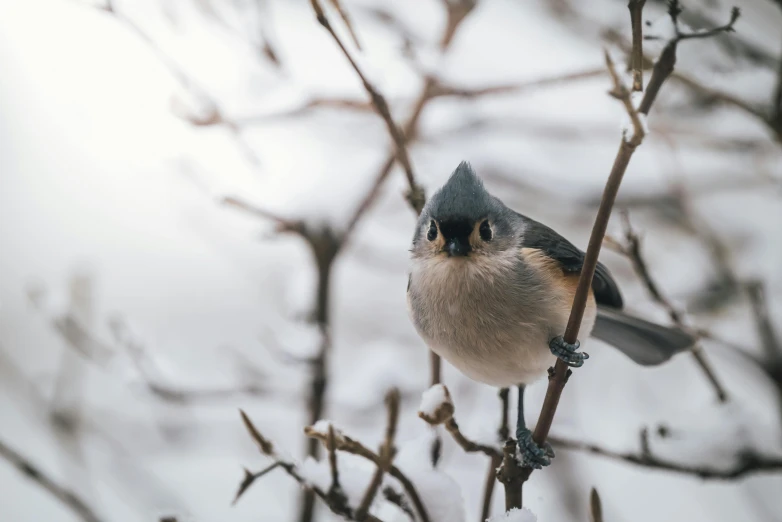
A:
592,307,694,366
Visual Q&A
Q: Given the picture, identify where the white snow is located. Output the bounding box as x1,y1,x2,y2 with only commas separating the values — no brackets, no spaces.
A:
418,383,452,417
487,507,537,522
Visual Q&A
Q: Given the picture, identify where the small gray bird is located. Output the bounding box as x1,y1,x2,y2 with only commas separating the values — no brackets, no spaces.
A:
407,162,694,468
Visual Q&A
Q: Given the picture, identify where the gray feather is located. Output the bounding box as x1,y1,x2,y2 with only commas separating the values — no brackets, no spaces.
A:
592,307,694,366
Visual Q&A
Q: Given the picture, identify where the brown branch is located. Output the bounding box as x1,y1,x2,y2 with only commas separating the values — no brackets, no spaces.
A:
745,281,782,362
638,3,741,115
480,454,502,522
304,424,431,522
356,389,400,520
773,36,782,132
628,0,647,91
0,438,104,522
619,213,729,403
232,463,280,505
549,433,782,480
589,487,604,522
237,411,385,521
497,440,523,510
310,0,425,214
328,0,362,50
525,50,646,484
417,384,501,458
326,424,346,504
517,2,742,503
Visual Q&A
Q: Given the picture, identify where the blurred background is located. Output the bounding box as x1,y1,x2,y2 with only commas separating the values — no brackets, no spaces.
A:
1,0,781,521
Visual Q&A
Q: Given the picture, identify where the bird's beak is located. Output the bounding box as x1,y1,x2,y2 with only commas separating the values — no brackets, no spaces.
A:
445,238,470,257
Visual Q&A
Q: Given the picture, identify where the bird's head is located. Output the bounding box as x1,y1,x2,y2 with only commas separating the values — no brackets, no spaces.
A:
411,162,518,262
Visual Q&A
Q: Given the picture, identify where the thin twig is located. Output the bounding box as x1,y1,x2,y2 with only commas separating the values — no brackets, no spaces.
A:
310,0,425,213
549,434,782,480
304,425,431,522
237,411,385,521
639,2,741,115
619,212,729,402
232,463,280,505
356,389,400,519
628,0,647,91
326,424,345,501
0,438,104,522
327,0,362,50
589,487,603,522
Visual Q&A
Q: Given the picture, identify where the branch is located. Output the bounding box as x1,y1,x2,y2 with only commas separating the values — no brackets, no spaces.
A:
549,433,782,480
589,487,603,522
355,389,400,520
327,0,362,50
310,0,425,214
618,213,729,402
237,411,385,522
518,1,742,502
628,0,647,91
417,384,501,458
304,423,431,522
745,281,782,363
527,48,647,473
0,438,104,522
639,3,741,115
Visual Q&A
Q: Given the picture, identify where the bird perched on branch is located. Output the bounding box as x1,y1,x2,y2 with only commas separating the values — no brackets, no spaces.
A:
406,161,694,468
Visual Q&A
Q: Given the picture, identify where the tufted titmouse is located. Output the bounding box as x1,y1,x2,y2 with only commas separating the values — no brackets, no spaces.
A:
407,162,694,468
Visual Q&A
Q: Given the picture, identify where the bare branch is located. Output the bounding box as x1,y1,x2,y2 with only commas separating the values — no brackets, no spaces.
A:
745,281,782,362
549,434,782,480
481,454,503,522
304,424,431,522
517,2,741,503
0,438,104,522
628,0,647,91
496,440,523,511
418,384,500,458
639,4,742,115
310,0,425,213
356,389,400,520
618,213,729,402
232,463,280,505
237,411,385,521
327,0,363,50
589,487,604,522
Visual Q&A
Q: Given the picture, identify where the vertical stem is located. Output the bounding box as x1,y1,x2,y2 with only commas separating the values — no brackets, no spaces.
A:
299,239,337,522
629,0,647,91
533,139,636,447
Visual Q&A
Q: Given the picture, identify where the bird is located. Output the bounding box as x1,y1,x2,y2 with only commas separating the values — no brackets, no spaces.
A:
406,161,694,468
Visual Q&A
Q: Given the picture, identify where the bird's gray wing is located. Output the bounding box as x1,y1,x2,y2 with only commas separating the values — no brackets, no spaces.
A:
517,213,624,309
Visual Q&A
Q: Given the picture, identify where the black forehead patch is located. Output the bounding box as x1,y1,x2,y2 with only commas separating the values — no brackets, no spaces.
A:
428,161,498,222
438,218,474,239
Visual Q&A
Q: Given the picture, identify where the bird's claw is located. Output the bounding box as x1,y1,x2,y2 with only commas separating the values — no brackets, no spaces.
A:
515,427,554,469
549,335,589,367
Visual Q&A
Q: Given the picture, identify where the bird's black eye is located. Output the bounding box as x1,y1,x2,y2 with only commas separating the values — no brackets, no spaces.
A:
479,220,492,241
427,221,438,241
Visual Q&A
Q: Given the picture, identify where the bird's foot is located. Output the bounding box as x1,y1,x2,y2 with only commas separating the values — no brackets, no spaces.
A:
515,427,554,469
549,336,589,367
